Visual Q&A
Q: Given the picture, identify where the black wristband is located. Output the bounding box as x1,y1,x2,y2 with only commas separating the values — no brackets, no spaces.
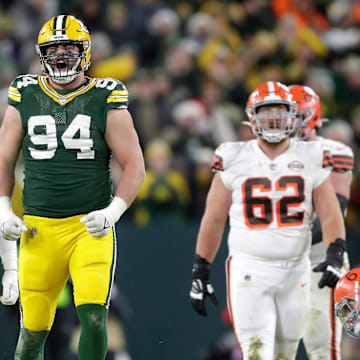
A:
192,254,211,279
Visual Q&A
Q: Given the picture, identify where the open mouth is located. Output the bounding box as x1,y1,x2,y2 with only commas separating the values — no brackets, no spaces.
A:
55,59,69,71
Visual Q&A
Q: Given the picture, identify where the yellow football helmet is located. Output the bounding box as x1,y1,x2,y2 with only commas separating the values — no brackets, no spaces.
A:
36,15,91,84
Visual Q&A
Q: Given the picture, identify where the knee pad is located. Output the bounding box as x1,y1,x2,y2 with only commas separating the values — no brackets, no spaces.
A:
21,293,56,331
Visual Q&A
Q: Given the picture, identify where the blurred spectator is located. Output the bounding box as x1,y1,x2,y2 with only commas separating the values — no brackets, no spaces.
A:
164,42,200,99
130,69,175,148
200,78,243,145
319,118,354,146
104,2,136,49
133,139,191,226
230,0,275,39
167,98,214,165
145,8,180,66
272,0,329,32
71,0,106,32
335,55,360,118
185,12,215,56
9,0,57,71
323,1,360,55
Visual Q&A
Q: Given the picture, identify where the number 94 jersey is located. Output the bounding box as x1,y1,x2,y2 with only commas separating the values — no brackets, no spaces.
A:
8,74,129,218
212,139,332,260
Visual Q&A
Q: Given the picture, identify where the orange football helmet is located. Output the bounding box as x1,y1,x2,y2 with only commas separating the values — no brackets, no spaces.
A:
334,267,360,339
289,85,322,140
245,81,297,143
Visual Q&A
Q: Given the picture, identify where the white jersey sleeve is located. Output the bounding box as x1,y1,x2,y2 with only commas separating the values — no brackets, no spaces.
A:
211,142,246,190
317,137,354,176
310,141,333,189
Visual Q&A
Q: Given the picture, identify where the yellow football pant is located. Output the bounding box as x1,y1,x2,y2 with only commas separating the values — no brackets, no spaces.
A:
19,214,116,331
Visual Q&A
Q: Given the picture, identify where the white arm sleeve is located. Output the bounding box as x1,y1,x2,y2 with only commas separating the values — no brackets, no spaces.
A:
0,236,17,271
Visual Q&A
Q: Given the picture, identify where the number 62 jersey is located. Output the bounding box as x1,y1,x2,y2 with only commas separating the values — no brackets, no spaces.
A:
212,139,332,261
8,74,128,218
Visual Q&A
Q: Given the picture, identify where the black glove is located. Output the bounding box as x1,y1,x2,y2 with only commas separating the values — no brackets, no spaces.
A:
190,254,218,316
313,238,346,288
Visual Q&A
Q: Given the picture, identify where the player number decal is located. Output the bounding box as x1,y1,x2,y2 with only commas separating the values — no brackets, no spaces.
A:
28,114,94,160
17,76,38,89
243,176,305,229
95,78,117,91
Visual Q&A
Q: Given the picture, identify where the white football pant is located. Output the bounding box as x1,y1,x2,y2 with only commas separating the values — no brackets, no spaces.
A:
226,252,310,360
303,243,349,360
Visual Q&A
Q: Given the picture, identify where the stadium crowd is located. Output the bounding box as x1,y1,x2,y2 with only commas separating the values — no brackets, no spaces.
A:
1,0,360,359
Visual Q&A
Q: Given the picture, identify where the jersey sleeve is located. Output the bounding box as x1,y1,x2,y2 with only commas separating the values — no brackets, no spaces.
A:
313,142,332,189
211,142,238,190
330,145,354,173
8,78,22,108
104,79,129,112
8,75,39,109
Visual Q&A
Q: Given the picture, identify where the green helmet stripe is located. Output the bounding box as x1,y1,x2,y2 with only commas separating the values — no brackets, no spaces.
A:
61,15,67,34
52,16,57,35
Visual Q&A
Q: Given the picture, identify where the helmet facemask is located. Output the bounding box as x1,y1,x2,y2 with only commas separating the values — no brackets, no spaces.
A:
37,40,89,84
246,101,297,143
295,108,316,140
336,296,360,339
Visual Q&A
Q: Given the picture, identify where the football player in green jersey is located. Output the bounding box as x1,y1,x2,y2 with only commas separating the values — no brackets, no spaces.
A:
0,15,145,360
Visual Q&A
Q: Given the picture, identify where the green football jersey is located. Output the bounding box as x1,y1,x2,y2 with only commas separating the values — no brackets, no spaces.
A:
8,74,129,218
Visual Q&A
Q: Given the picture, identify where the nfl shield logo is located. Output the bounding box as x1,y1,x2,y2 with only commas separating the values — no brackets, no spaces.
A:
59,97,67,105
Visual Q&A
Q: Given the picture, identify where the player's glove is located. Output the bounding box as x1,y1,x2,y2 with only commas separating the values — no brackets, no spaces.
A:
80,197,127,238
313,238,346,289
0,197,27,241
1,269,18,305
190,254,218,316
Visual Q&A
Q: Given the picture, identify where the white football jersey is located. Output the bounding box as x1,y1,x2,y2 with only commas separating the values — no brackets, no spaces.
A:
212,138,331,260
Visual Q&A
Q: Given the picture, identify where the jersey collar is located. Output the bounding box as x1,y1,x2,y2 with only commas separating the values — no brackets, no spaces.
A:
38,76,97,106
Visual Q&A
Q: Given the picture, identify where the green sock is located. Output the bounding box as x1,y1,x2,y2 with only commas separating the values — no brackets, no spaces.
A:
77,304,108,360
14,328,49,360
